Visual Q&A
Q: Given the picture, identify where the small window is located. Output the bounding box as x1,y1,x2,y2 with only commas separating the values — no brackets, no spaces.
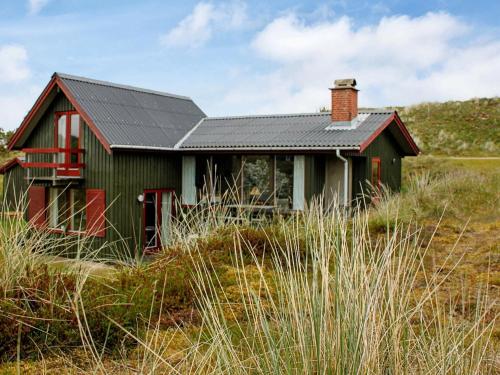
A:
371,157,381,189
48,188,68,230
54,111,82,176
47,188,87,232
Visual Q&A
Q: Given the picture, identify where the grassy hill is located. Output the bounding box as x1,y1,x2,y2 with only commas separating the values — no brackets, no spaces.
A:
394,97,499,156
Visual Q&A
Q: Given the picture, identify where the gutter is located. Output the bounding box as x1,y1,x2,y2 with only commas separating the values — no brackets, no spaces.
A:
110,145,361,152
176,146,360,152
336,149,349,207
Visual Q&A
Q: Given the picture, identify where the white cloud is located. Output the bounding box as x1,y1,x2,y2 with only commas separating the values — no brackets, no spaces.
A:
28,0,50,15
0,88,39,131
161,1,247,47
0,44,33,131
0,45,30,83
217,12,499,114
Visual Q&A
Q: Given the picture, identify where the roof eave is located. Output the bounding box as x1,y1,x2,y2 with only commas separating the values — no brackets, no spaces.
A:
178,146,361,152
359,112,420,156
7,73,113,154
0,157,22,174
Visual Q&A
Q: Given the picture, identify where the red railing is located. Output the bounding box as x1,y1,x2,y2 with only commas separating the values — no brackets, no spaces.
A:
22,148,85,177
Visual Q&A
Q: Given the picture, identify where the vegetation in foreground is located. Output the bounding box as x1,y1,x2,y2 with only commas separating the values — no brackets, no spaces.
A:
0,156,498,373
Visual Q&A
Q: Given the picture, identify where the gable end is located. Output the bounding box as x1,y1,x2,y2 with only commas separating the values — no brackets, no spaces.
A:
8,74,112,154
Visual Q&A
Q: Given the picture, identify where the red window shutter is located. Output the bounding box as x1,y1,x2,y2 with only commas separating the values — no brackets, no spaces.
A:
28,186,46,226
86,189,106,237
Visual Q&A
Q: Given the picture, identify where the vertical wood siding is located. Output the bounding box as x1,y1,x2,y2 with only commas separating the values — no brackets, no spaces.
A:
21,90,184,258
304,155,326,203
352,125,403,203
110,151,182,257
2,164,27,211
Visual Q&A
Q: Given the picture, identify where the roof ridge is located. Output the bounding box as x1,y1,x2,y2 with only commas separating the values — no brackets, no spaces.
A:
205,112,330,120
204,110,393,121
54,72,192,101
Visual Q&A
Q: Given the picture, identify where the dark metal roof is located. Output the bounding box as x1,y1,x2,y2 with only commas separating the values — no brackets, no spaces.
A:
178,111,394,150
57,73,206,149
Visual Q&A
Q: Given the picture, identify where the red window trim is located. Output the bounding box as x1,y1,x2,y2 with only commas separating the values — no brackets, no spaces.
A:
143,188,176,253
371,157,381,189
8,75,112,154
54,110,82,177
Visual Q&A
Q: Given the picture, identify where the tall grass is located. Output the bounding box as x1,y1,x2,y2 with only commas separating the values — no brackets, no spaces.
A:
0,169,497,373
190,202,497,374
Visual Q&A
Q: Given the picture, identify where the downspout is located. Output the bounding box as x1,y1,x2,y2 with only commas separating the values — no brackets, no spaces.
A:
336,149,349,207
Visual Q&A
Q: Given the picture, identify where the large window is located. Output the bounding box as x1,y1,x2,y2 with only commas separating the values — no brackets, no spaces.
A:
243,156,274,205
194,155,295,209
48,188,86,231
275,156,294,209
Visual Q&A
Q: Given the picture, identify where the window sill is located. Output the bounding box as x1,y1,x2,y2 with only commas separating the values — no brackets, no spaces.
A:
67,230,87,236
47,228,65,234
47,228,88,236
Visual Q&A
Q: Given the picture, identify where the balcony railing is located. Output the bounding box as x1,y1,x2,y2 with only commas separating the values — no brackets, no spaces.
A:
22,148,85,181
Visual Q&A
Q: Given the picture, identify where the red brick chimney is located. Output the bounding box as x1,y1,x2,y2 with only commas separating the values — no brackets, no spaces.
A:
330,78,358,122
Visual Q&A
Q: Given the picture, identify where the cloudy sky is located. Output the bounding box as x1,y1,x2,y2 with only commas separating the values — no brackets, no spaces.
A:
0,0,498,130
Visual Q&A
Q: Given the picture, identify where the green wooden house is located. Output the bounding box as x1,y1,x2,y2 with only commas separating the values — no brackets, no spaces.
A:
1,74,419,257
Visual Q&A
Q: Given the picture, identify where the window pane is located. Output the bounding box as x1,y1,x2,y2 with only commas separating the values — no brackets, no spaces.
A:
195,155,241,204
48,188,68,229
48,188,58,228
161,192,172,246
276,156,294,209
57,190,68,229
70,114,80,164
57,115,66,164
70,189,86,231
243,155,273,205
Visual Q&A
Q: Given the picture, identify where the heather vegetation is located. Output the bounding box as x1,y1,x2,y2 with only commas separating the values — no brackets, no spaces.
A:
396,97,499,156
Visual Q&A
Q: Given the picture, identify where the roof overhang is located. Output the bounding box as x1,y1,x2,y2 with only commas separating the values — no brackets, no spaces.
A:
0,157,23,174
8,73,112,154
178,146,360,152
359,111,420,156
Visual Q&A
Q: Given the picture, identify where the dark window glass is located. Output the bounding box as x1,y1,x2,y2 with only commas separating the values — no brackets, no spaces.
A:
70,189,86,231
243,155,274,205
276,156,294,209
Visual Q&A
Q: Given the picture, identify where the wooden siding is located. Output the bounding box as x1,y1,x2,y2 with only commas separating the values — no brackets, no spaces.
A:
352,126,404,202
304,155,325,204
110,151,182,257
2,164,27,211
18,90,187,258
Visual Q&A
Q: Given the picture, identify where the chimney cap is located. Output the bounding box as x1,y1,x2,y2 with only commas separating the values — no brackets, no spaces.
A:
334,78,357,89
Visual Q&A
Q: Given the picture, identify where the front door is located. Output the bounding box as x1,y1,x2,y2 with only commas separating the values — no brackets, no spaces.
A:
143,189,174,251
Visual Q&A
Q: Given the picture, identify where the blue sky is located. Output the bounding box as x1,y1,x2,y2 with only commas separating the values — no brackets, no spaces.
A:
0,0,499,130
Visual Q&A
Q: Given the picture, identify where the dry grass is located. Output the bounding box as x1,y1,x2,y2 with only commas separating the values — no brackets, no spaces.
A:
0,157,498,374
